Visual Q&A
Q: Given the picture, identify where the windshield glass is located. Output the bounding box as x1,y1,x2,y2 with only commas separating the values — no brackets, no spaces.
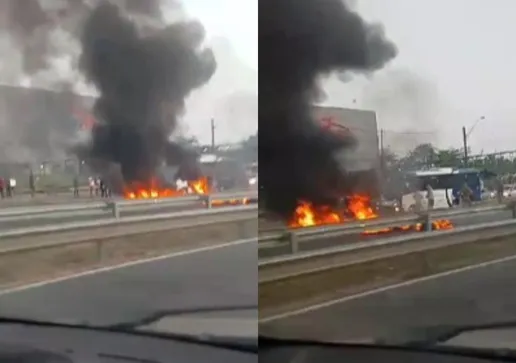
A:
258,0,516,350
0,0,258,345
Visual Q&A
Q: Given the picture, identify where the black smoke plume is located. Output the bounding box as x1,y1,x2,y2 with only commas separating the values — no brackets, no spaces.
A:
78,1,216,186
259,0,397,218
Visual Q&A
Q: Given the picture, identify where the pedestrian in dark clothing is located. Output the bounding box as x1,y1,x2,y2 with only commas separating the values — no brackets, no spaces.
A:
73,175,79,197
496,179,504,204
0,178,5,199
6,178,12,198
460,182,473,207
29,171,35,198
99,179,106,198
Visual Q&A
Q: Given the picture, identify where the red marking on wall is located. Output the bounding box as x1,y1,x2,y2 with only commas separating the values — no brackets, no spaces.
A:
319,116,353,137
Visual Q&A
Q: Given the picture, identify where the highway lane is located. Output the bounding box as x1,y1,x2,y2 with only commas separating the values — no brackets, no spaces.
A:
259,208,514,259
259,255,516,343
0,240,257,327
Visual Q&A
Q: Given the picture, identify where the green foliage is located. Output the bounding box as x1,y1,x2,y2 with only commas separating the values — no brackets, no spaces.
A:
381,143,516,196
383,143,516,176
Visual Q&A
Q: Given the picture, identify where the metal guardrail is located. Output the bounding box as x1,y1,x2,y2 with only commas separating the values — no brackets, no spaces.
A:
259,219,516,321
259,217,516,281
0,190,258,221
259,202,516,255
0,203,258,239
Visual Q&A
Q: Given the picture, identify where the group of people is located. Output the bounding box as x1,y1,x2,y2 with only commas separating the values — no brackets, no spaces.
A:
412,178,503,213
83,176,111,198
0,177,16,198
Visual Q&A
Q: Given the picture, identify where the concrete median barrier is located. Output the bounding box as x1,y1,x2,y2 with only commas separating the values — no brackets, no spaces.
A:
259,222,516,319
0,210,257,289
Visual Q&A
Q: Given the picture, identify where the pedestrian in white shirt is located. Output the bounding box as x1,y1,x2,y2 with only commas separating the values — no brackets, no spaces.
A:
413,189,423,213
9,178,16,197
426,183,435,210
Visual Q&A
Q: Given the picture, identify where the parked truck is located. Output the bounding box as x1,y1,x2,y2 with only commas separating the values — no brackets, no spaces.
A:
311,105,381,199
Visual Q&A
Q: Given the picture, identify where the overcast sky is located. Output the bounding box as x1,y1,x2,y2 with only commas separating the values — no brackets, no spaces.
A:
322,0,516,155
182,0,257,70
174,0,257,145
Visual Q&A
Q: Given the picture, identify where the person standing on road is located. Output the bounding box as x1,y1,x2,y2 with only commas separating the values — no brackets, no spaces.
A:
88,176,95,197
6,177,15,197
73,175,79,198
9,177,16,197
496,178,504,204
95,177,101,196
99,178,106,198
460,181,473,207
426,183,435,210
0,177,5,199
413,187,424,213
29,171,35,198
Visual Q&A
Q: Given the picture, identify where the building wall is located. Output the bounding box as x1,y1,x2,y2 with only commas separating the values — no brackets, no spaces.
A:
312,106,380,172
0,84,95,162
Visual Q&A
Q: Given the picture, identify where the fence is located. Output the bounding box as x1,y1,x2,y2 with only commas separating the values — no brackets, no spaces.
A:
0,190,258,238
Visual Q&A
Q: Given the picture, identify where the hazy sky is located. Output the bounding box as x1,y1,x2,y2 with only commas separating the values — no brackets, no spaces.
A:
182,0,257,70
167,0,257,145
323,0,516,155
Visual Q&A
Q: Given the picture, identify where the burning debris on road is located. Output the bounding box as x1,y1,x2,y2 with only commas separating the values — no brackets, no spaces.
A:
362,219,453,236
123,175,250,206
289,195,377,228
289,195,453,235
124,176,208,200
288,194,453,236
259,0,398,224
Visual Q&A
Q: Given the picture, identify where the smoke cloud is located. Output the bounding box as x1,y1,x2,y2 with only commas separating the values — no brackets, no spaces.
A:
259,0,397,217
1,0,214,181
0,0,213,184
360,68,441,156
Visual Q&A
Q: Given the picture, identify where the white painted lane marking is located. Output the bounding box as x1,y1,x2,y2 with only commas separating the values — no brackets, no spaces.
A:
260,253,516,323
0,238,256,296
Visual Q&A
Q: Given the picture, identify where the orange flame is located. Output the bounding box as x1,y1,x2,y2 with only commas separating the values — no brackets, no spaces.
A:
347,195,377,220
124,177,209,200
123,177,251,206
288,194,454,236
289,194,378,228
362,218,454,236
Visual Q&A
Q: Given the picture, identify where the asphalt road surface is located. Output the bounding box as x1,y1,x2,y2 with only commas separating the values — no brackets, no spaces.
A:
0,240,257,327
259,209,513,259
260,255,516,343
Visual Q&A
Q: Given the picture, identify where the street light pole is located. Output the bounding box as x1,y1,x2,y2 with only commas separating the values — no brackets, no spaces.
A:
462,116,485,167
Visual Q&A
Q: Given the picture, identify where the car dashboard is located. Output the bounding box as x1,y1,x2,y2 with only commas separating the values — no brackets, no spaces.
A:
259,338,516,362
0,323,257,362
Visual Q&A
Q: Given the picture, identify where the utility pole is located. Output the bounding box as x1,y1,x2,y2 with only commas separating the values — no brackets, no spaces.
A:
462,126,468,167
462,116,484,167
379,128,385,177
210,118,216,152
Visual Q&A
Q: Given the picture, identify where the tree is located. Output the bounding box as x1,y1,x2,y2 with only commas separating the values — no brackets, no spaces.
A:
382,148,399,168
436,149,462,167
385,143,516,181
406,143,436,167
